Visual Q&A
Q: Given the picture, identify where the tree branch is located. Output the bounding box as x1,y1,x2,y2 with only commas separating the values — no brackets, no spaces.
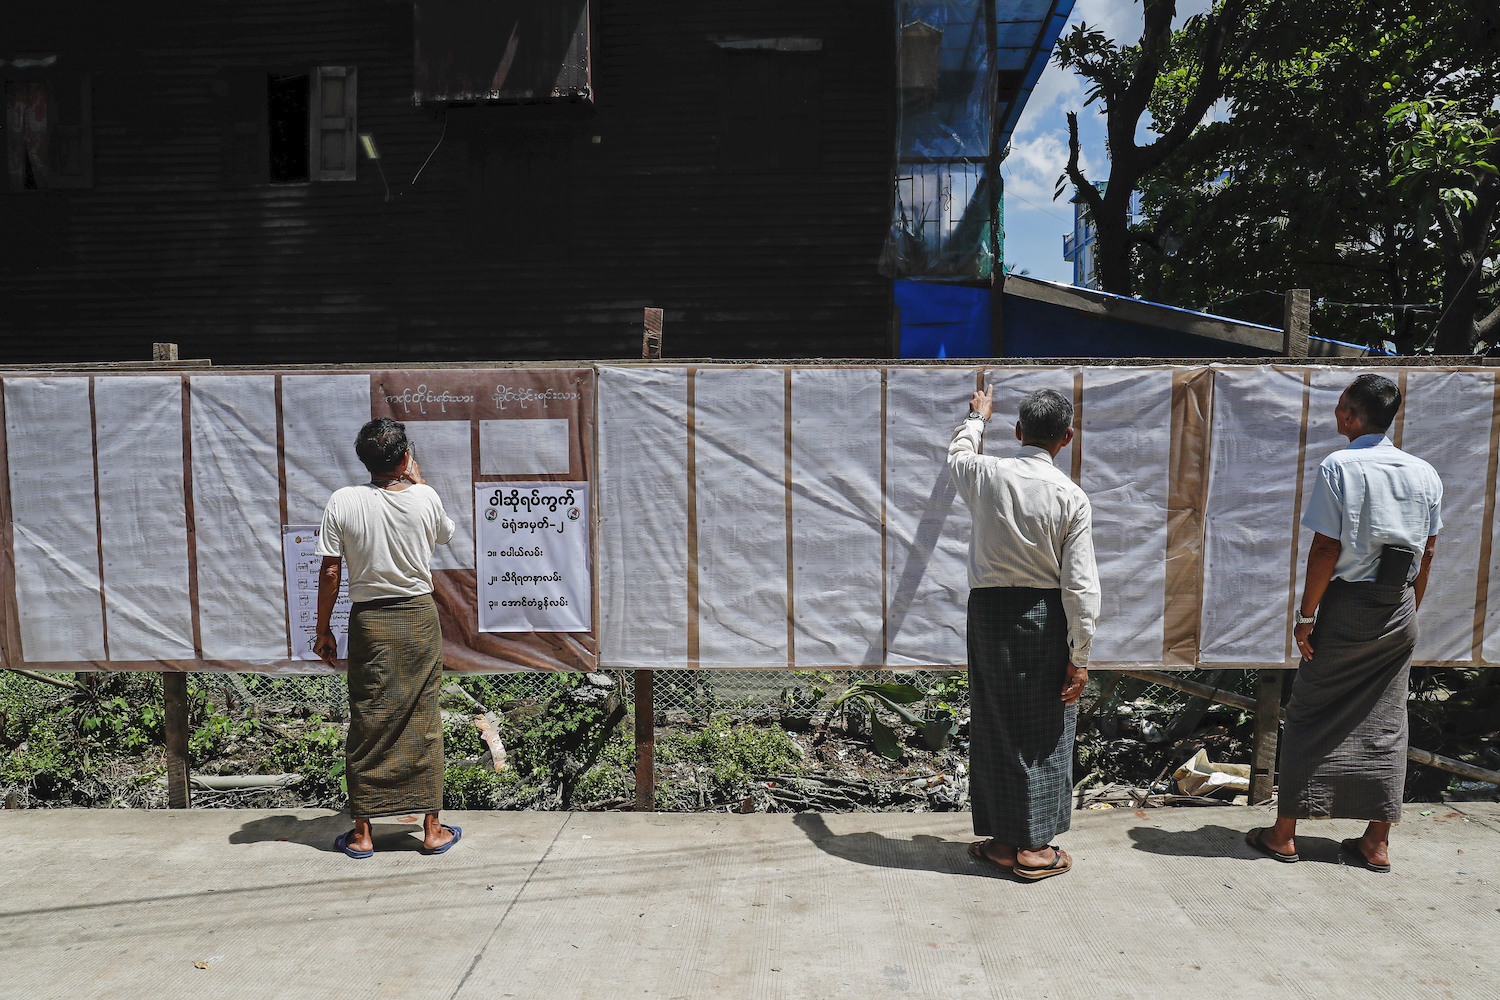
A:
1065,110,1105,219
1109,0,1178,166
1137,0,1251,175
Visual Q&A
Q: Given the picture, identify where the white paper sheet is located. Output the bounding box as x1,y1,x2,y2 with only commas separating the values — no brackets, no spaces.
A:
406,420,474,569
3,377,106,662
1404,369,1492,662
1200,368,1306,663
94,376,195,661
596,367,690,668
885,367,976,667
1288,369,1357,660
1081,368,1172,663
281,374,372,526
695,368,788,666
790,368,884,666
983,368,1080,476
190,375,288,660
283,526,349,659
476,483,591,632
479,418,571,476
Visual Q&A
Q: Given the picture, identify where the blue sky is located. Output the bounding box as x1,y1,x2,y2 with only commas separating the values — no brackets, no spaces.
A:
1002,0,1212,283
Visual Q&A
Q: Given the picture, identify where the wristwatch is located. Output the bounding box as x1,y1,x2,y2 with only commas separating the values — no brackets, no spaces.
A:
968,410,987,422
1294,611,1316,625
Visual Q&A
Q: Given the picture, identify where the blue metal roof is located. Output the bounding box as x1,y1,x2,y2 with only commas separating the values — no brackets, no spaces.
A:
996,0,1076,142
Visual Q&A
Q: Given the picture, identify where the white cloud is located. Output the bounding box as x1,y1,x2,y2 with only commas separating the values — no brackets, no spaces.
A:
1004,130,1090,203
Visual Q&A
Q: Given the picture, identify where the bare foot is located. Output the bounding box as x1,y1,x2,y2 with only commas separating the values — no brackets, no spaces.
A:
977,840,1016,867
344,818,373,854
1258,829,1296,857
423,813,455,851
1353,834,1390,868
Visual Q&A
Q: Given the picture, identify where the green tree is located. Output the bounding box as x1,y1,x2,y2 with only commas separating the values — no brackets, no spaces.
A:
1053,0,1261,297
1388,98,1500,353
1125,0,1498,351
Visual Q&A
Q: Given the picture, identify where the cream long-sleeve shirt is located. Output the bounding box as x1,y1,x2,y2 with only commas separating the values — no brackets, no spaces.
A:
947,417,1101,666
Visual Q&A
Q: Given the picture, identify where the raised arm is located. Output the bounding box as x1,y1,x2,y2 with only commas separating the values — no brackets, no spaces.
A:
947,385,992,500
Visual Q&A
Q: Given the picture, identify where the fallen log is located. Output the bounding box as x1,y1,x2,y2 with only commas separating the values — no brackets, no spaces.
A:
1121,670,1500,787
5,668,77,691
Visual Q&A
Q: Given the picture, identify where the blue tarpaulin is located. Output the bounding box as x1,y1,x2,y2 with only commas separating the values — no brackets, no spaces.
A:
896,279,991,358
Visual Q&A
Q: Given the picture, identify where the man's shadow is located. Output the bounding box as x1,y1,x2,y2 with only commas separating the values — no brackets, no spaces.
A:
793,814,994,877
1126,822,1355,865
229,812,427,853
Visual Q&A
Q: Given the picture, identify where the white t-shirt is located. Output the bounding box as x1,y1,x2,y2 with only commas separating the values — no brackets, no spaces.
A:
315,483,456,602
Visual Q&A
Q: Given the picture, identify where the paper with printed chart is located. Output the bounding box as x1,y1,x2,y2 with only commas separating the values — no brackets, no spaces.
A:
191,375,287,661
3,377,106,663
283,525,349,661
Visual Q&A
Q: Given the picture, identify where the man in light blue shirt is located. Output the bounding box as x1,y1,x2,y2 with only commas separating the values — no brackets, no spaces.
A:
1246,374,1441,874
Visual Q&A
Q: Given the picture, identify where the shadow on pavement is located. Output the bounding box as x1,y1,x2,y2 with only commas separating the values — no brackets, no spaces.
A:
793,814,992,876
229,812,425,853
1126,822,1354,865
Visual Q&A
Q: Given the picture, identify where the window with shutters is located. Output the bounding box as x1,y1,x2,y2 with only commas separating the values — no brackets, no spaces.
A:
220,65,356,185
3,61,92,191
716,42,821,173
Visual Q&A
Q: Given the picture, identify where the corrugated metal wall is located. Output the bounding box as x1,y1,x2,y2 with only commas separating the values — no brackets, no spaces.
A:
1,1,893,365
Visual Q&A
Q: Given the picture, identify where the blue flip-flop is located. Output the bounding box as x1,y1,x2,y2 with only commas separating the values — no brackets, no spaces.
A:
334,831,373,859
419,824,462,856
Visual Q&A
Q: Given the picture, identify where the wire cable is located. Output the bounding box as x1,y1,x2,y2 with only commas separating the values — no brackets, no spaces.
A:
410,111,448,188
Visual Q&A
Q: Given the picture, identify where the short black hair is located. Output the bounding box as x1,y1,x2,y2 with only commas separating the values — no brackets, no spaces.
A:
1018,388,1073,443
1344,373,1401,432
355,417,408,476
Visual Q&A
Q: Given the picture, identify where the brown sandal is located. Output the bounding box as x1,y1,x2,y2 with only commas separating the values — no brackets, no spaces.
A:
1014,846,1071,880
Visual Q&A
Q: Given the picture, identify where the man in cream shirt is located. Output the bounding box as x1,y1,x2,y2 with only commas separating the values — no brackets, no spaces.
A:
948,384,1099,880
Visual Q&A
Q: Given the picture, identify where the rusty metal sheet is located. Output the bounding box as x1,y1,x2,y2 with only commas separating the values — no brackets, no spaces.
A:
414,0,591,104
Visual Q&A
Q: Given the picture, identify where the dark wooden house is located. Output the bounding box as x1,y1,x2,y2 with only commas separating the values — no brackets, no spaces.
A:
3,1,897,364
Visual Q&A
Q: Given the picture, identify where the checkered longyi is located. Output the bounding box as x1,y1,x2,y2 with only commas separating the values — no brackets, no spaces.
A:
966,586,1075,848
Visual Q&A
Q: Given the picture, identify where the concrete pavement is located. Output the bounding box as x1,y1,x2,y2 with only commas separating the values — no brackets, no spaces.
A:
2,803,1497,999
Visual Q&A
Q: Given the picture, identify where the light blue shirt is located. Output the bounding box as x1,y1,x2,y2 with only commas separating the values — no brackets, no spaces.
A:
1300,434,1443,583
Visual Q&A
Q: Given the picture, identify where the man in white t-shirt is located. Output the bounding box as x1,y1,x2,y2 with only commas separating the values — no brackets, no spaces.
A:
315,417,458,859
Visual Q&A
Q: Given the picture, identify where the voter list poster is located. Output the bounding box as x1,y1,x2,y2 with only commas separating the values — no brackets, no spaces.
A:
282,525,351,660
476,483,591,633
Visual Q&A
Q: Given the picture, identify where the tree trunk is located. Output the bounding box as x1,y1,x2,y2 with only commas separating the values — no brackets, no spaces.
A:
1091,208,1136,298
1433,177,1500,355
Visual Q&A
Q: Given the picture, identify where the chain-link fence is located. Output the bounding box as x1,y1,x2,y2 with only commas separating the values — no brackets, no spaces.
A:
5,665,1258,723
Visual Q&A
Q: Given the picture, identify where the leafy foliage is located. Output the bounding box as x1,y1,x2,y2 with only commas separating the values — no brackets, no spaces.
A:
1062,0,1500,351
658,716,804,794
265,720,348,800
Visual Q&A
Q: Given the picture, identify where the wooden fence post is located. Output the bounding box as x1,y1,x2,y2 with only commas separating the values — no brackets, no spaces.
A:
634,310,660,811
634,669,655,810
1250,669,1284,805
1282,290,1310,357
164,673,191,808
642,307,663,361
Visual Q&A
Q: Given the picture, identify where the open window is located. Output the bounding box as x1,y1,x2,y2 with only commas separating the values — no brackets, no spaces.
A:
220,65,357,185
3,60,92,191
